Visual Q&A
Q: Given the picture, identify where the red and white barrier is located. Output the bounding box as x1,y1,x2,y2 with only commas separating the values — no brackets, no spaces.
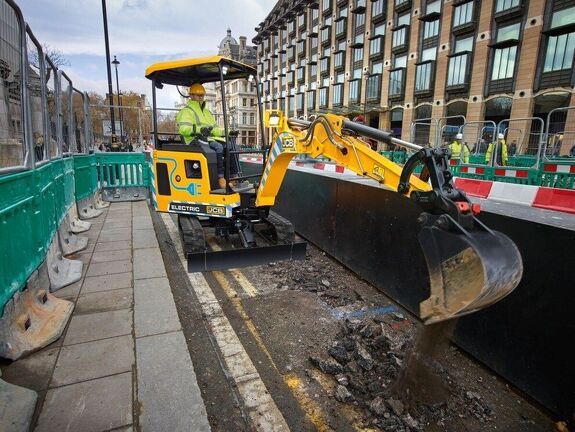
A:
241,157,575,214
454,178,575,214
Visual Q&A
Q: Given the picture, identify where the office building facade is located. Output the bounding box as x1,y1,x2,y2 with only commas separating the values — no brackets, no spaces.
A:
253,0,575,154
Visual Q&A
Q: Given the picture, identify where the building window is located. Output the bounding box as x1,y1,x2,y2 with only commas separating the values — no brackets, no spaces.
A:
319,86,329,108
336,17,347,37
320,56,330,74
495,0,519,13
543,7,575,73
372,0,385,19
307,90,316,110
333,83,344,106
373,21,386,37
426,0,441,14
352,12,365,46
366,73,382,102
392,27,407,49
390,55,407,97
321,26,331,44
250,113,255,125
415,47,436,92
447,36,473,87
397,11,410,26
349,80,361,104
334,51,346,70
370,36,384,57
491,22,520,81
423,19,439,39
242,112,247,124
453,1,474,28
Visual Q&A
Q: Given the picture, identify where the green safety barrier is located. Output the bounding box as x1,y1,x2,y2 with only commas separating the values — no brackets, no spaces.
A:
74,154,98,201
95,153,150,189
540,161,575,190
0,159,70,311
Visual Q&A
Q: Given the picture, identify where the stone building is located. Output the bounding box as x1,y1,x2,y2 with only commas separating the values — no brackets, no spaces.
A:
215,29,259,148
253,0,575,154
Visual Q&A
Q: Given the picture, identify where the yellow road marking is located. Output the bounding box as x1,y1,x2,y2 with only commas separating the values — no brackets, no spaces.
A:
206,240,366,431
229,269,258,297
285,374,333,432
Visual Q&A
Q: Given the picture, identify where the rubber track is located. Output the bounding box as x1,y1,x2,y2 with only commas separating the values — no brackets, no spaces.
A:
265,211,295,243
178,214,206,254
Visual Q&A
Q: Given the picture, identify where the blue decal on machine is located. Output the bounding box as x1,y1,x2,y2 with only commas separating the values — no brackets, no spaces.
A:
187,183,202,196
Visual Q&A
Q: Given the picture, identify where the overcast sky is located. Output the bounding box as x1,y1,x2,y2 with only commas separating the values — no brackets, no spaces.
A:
18,0,276,107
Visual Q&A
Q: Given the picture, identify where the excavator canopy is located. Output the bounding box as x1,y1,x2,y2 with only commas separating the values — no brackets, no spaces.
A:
145,55,257,86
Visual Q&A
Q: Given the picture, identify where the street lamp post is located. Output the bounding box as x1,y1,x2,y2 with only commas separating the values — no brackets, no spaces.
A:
101,0,116,143
111,55,124,146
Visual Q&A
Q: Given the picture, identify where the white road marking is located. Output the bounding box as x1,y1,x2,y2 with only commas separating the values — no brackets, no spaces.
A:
160,213,290,432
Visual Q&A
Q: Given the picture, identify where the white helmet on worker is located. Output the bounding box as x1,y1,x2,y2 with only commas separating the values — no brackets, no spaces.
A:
498,133,504,139
455,133,463,140
188,83,206,97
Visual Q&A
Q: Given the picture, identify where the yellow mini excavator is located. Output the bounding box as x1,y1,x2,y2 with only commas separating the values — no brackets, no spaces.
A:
145,56,523,324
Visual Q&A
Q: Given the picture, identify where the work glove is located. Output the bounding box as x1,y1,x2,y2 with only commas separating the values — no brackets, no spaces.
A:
200,126,213,138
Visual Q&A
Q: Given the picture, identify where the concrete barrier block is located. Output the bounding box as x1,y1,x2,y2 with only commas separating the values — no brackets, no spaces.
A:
101,186,148,202
0,262,74,360
69,203,91,233
0,377,37,431
77,194,104,220
59,215,89,256
95,191,110,209
47,235,83,291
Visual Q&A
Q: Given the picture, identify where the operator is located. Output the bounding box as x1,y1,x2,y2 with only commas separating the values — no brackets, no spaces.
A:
485,133,508,166
177,83,237,189
449,133,469,163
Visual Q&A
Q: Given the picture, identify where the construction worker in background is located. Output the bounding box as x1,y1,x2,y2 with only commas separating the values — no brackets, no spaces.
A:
486,133,508,166
449,133,469,163
177,83,238,189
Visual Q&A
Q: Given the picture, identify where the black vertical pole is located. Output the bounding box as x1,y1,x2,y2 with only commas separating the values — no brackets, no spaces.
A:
219,65,230,191
101,0,116,141
254,76,267,169
151,80,158,149
113,56,124,142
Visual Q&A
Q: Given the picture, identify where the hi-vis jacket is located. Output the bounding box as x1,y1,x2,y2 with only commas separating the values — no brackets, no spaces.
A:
449,140,470,163
485,139,508,166
176,100,224,144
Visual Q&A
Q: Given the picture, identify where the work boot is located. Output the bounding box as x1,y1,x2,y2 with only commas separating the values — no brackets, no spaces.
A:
218,177,226,189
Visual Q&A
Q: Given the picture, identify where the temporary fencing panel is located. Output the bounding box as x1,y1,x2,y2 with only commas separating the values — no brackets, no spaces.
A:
96,153,150,189
73,154,98,201
540,162,575,189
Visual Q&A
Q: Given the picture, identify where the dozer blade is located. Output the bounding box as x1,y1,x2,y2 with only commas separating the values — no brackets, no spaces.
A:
418,218,523,324
187,240,307,272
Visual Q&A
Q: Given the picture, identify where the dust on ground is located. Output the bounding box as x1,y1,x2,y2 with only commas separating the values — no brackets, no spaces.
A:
244,244,555,432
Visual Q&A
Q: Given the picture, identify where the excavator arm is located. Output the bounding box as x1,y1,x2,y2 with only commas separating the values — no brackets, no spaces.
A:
257,110,523,324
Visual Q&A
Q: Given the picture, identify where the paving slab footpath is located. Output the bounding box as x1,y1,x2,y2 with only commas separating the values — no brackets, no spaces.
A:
0,201,210,432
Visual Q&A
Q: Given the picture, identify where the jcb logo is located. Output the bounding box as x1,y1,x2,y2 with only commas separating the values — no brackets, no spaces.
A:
282,137,295,148
207,206,225,215
373,165,385,179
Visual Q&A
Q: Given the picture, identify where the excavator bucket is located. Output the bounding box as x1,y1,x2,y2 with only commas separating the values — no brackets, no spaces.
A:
418,217,523,324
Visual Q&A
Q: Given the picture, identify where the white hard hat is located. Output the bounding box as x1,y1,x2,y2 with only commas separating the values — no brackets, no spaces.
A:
456,133,463,140
498,133,504,139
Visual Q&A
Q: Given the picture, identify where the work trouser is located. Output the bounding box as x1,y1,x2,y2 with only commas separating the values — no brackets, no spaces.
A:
208,140,240,178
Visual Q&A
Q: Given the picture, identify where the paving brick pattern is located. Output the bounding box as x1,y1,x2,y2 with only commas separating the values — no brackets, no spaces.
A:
0,201,210,431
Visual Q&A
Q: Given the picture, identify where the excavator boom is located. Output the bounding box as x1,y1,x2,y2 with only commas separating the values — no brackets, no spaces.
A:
258,111,523,324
